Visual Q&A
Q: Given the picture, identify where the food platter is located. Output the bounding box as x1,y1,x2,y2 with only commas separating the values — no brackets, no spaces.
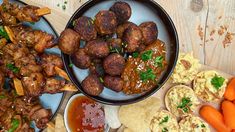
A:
62,0,179,105
0,0,64,131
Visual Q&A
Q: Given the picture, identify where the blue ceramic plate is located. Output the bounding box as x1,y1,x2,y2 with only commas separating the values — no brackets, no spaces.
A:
0,0,64,131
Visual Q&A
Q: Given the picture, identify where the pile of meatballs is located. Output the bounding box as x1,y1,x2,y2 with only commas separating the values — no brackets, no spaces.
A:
58,1,159,96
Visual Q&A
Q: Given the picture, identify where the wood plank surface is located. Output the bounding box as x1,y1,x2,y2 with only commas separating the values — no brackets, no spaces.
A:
22,0,235,76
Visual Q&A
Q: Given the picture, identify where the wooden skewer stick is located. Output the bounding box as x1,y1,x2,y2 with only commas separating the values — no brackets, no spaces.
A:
13,78,24,96
4,26,17,44
36,7,51,16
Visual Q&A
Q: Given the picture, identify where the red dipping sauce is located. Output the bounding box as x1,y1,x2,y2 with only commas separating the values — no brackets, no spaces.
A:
67,96,105,132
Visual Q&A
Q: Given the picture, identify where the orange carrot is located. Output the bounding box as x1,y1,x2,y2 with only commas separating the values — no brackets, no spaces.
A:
224,78,235,101
222,100,235,129
200,105,231,132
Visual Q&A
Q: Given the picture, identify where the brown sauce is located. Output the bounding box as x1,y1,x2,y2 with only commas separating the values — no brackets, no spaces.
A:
121,39,167,94
67,96,105,132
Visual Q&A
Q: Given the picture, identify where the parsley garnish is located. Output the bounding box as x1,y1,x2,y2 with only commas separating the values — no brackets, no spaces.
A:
141,50,153,61
132,52,139,58
99,77,104,83
8,119,19,132
154,56,163,67
162,127,168,132
211,75,225,90
159,116,169,125
62,5,66,10
69,63,73,68
177,97,192,113
0,26,9,40
0,95,6,99
139,68,156,82
201,124,206,128
6,63,19,73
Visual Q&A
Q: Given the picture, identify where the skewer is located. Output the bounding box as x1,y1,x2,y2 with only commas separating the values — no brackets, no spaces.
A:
4,26,17,44
13,78,25,96
60,84,78,92
55,66,70,81
36,7,51,16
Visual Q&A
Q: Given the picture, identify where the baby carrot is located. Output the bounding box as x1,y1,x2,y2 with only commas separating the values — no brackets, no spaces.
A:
224,78,235,101
222,100,235,129
200,105,231,132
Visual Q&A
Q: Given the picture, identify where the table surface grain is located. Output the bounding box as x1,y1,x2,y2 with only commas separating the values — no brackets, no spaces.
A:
18,0,235,131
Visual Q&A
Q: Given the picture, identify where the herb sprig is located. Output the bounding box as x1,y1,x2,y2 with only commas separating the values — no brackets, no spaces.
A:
211,75,225,90
141,50,153,61
154,56,163,67
6,63,20,74
177,97,192,113
139,68,156,82
8,119,19,132
159,116,169,125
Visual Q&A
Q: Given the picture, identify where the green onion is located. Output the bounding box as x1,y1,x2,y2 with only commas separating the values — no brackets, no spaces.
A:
6,63,20,74
8,119,20,132
69,63,73,68
0,26,9,40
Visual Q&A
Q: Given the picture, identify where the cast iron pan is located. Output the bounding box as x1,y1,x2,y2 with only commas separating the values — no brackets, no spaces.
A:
62,0,179,105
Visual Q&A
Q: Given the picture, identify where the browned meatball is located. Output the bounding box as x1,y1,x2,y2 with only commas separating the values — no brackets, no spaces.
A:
58,29,80,55
110,2,132,24
107,38,122,49
104,75,124,92
139,21,158,45
137,44,146,52
74,16,97,41
71,48,91,69
123,25,143,53
81,74,104,96
116,21,135,38
84,39,110,58
94,10,118,35
103,53,125,76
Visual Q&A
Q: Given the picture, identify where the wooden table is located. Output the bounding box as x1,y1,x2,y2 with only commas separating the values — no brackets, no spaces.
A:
23,0,235,76
19,0,235,131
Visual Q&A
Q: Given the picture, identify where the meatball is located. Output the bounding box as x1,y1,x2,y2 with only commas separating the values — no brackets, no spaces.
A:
58,29,80,55
139,21,158,45
110,2,132,24
123,25,143,53
74,16,97,41
107,38,122,49
94,10,118,35
103,53,125,76
116,21,135,38
84,39,110,58
81,74,104,96
104,75,124,92
71,48,91,69
89,59,105,77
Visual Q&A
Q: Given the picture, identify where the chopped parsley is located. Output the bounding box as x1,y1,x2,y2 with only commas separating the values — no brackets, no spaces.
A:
139,68,156,82
99,77,104,83
154,56,163,67
177,97,192,113
132,52,139,58
8,119,20,132
64,1,68,4
159,116,169,125
0,26,9,40
162,127,168,132
6,63,19,73
0,95,6,99
57,3,60,7
69,63,73,68
201,124,206,128
211,75,225,90
141,50,153,61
